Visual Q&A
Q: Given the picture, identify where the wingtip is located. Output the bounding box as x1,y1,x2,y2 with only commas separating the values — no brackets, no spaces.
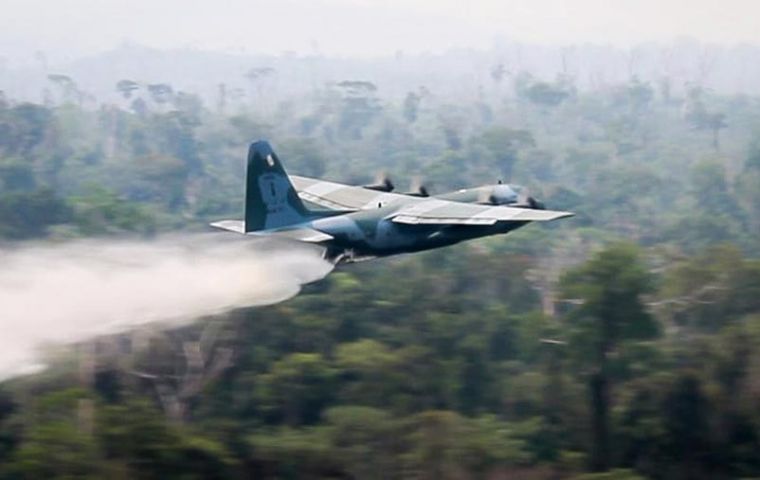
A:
210,220,246,233
515,209,575,221
549,210,575,221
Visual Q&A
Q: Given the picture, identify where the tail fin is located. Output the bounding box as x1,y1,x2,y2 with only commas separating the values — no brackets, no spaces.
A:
244,141,310,232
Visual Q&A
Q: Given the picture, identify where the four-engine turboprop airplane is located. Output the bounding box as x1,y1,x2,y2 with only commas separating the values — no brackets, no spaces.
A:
211,141,574,263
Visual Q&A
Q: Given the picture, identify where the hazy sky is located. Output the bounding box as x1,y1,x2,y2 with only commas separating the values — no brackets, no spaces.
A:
2,0,760,62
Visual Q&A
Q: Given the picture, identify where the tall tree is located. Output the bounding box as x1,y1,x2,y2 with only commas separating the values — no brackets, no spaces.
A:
477,127,535,180
561,243,657,471
115,79,140,99
403,91,422,123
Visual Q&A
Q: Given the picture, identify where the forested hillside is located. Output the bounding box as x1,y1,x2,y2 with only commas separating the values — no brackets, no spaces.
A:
1,51,760,479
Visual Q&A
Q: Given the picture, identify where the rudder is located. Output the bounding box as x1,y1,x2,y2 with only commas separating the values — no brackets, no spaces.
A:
245,141,310,232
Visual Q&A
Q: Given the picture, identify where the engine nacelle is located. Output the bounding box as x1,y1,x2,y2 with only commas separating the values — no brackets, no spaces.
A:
479,184,545,209
484,184,520,205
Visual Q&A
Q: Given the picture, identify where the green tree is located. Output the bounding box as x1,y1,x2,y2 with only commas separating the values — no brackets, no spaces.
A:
561,243,657,472
8,422,99,479
97,398,234,479
0,103,53,156
336,80,381,140
70,186,155,235
659,375,714,480
689,160,741,218
0,389,17,469
324,406,398,479
255,353,336,426
403,91,422,123
736,142,760,235
146,83,174,105
0,157,35,191
477,127,535,180
514,72,575,109
0,187,71,239
115,79,139,99
47,74,80,105
4,389,98,479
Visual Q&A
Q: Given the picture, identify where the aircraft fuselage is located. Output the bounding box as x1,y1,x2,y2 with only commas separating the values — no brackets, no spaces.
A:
308,203,528,261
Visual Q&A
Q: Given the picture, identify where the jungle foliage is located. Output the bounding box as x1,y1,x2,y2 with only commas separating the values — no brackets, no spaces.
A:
1,59,760,479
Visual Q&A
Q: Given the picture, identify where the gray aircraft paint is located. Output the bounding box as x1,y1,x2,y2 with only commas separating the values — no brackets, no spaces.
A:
214,141,573,263
258,172,307,229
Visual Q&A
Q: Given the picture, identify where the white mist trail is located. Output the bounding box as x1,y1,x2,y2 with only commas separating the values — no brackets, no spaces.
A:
0,235,333,381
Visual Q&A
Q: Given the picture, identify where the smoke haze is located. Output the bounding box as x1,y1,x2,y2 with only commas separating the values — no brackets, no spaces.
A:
0,235,334,381
3,0,760,61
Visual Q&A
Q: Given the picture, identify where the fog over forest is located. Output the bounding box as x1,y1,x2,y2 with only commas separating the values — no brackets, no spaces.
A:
4,40,760,103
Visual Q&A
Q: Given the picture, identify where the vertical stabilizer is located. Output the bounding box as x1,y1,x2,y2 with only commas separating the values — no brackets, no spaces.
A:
245,141,310,232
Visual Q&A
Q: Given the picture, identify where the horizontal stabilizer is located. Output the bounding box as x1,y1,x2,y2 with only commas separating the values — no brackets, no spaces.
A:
210,220,246,233
211,220,332,243
265,228,334,243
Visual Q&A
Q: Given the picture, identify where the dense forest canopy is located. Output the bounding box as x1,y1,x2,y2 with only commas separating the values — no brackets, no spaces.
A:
1,42,760,479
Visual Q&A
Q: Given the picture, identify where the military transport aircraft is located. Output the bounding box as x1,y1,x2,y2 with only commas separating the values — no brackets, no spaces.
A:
211,141,573,263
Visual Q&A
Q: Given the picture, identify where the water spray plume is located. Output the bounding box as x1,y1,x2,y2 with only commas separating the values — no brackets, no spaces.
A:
0,234,333,381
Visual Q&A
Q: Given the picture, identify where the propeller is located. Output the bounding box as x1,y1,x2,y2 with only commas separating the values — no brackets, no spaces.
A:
512,186,546,210
477,187,498,205
363,172,395,192
405,176,430,197
516,186,531,206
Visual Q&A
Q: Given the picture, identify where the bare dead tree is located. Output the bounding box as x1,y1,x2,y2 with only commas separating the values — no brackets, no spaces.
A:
127,318,239,422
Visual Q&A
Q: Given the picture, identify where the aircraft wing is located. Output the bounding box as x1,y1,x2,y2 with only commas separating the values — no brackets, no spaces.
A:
388,199,573,225
291,175,408,211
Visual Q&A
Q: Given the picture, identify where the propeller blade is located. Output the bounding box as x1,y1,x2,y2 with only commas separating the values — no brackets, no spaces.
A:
407,176,430,197
517,186,531,205
363,171,395,192
477,186,497,205
512,186,546,209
